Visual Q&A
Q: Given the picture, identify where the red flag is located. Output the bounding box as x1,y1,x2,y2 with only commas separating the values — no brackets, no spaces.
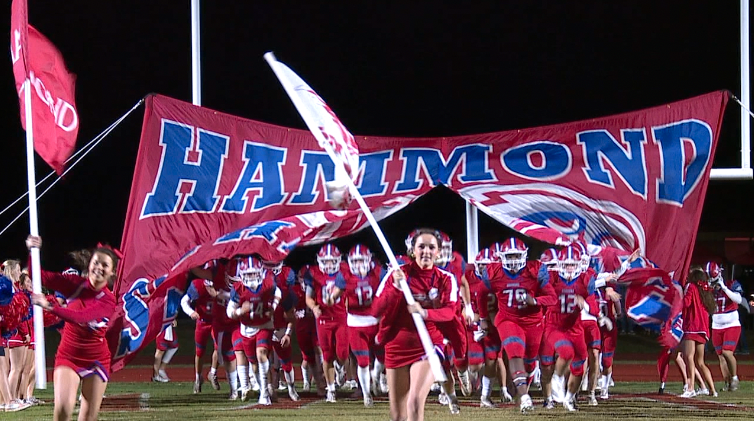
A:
11,0,79,175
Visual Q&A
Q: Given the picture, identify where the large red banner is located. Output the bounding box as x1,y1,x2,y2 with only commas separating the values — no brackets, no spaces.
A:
109,91,728,369
10,0,79,174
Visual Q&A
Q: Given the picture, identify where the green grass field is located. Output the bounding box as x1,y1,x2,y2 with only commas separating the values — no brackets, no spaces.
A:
4,380,753,420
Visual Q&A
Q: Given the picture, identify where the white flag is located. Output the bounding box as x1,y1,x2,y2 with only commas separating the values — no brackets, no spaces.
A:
264,53,359,208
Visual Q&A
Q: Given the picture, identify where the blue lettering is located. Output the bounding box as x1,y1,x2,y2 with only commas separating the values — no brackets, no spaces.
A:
578,129,647,198
141,121,228,218
221,142,287,212
355,151,392,197
501,141,571,180
394,144,494,192
653,120,713,206
289,152,335,204
214,220,294,245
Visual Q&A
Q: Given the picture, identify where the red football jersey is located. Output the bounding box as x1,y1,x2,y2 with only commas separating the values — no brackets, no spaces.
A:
465,265,496,320
186,278,215,322
229,273,277,326
714,280,744,314
270,266,296,329
545,269,595,330
209,261,237,330
342,266,384,317
304,263,347,321
486,261,557,326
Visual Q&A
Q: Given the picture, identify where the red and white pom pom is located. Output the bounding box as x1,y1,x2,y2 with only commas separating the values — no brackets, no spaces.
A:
325,180,352,210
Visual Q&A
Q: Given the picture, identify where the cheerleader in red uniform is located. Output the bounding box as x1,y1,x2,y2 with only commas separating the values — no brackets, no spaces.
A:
371,228,458,421
26,235,118,421
0,274,32,412
680,266,717,397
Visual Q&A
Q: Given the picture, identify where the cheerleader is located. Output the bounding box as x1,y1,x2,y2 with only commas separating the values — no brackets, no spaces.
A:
680,266,717,397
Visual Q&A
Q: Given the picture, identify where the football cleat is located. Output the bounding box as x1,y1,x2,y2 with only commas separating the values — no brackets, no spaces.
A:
208,372,221,390
588,392,598,406
731,377,740,391
563,397,577,412
326,390,337,403
193,379,202,394
480,395,495,408
448,395,461,415
519,394,534,413
363,395,374,408
543,397,556,410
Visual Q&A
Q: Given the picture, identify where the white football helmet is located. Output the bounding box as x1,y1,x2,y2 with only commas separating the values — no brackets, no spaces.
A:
231,256,265,290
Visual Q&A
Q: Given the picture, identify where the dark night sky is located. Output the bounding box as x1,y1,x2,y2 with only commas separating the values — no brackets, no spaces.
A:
1,1,752,270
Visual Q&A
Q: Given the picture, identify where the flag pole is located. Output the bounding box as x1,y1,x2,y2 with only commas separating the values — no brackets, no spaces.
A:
263,52,446,382
191,0,201,106
23,78,47,389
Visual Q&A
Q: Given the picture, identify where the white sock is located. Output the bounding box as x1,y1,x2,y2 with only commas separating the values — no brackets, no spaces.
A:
209,367,217,376
565,390,574,403
606,373,612,389
302,365,311,384
162,347,178,364
327,382,336,392
285,369,295,385
660,381,665,388
229,370,238,393
372,359,385,380
732,375,739,380
195,372,201,382
357,366,371,398
159,369,168,377
481,376,492,397
259,360,270,395
238,364,249,391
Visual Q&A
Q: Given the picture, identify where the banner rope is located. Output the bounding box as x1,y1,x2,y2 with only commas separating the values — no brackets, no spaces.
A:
0,98,144,237
732,94,754,120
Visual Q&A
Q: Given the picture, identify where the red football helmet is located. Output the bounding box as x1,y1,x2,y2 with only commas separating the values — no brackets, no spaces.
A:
474,248,495,277
497,238,528,273
436,232,453,266
540,248,559,269
227,255,265,289
348,244,372,276
489,242,504,262
557,246,583,280
317,244,342,275
705,262,723,284
262,260,283,276
404,229,422,255
572,241,592,271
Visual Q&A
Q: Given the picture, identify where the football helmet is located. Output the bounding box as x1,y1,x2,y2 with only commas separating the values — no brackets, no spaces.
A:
540,248,558,270
572,241,591,271
557,246,583,280
348,244,372,276
436,232,453,266
317,244,342,275
474,248,496,277
704,261,723,285
228,256,265,290
497,238,528,273
404,229,422,256
262,260,283,276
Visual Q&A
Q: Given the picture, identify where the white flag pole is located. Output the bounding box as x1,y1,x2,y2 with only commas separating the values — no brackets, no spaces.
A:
264,52,446,382
191,0,201,106
23,78,47,389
